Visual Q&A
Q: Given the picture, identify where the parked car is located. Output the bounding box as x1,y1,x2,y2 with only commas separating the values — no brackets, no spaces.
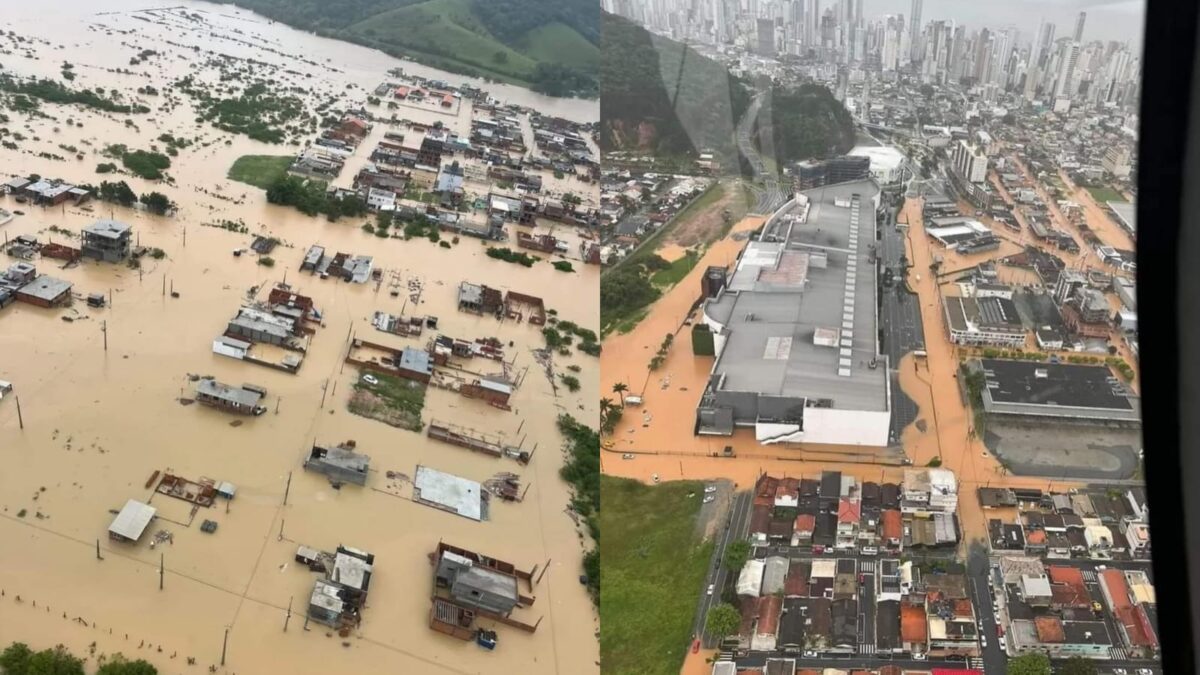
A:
706,584,714,596
361,374,379,385
913,653,926,661
703,495,714,504
621,453,635,459
652,473,660,483
704,485,717,493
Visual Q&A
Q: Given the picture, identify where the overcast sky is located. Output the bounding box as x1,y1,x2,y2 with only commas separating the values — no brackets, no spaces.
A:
863,0,1145,44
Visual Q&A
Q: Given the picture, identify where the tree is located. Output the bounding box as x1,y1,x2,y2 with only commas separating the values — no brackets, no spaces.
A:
1058,657,1098,675
1007,653,1052,675
0,643,34,674
24,645,85,675
97,655,158,675
492,51,509,64
612,382,628,406
705,603,741,639
722,539,751,572
139,191,174,215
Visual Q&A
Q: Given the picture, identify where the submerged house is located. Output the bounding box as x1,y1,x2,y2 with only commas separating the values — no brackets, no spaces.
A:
303,442,370,486
194,379,267,416
81,220,132,263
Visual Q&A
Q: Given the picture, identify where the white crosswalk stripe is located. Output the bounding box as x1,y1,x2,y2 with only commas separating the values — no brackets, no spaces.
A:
1109,646,1129,660
858,644,876,655
1082,570,1097,582
970,658,986,668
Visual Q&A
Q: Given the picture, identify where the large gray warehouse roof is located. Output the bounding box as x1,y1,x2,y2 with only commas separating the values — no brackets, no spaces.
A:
705,180,887,412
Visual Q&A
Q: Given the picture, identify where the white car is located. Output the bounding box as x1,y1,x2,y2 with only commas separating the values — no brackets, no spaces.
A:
802,651,817,658
704,486,717,493
652,473,660,483
706,584,714,596
703,495,715,504
980,636,987,649
1137,670,1154,675
361,374,379,385
621,453,635,459
913,653,926,661
1112,669,1127,675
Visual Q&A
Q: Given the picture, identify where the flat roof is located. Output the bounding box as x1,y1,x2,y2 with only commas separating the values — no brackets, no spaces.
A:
979,359,1136,412
195,379,263,407
84,219,131,239
705,180,886,411
17,275,72,301
413,465,484,521
109,499,156,540
1106,200,1136,232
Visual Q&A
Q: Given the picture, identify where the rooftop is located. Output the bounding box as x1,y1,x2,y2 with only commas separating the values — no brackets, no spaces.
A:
195,379,263,408
413,465,484,521
979,359,1138,415
109,499,156,541
704,180,886,411
17,275,72,301
83,219,132,239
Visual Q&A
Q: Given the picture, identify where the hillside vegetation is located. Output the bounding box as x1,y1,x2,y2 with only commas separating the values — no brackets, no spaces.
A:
227,0,597,96
601,12,750,163
766,83,856,162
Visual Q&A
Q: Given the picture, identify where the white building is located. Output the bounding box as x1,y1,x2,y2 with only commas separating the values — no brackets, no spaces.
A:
952,140,988,183
847,145,907,184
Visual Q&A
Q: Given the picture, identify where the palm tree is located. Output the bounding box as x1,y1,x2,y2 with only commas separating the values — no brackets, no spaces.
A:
599,397,614,427
612,382,628,406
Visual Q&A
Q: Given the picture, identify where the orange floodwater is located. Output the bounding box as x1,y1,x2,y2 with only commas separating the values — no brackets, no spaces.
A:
0,2,599,674
600,202,1088,566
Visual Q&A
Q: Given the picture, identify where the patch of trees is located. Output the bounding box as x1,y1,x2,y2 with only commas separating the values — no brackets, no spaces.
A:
768,83,856,163
0,74,149,114
600,13,750,158
557,414,599,602
265,174,367,220
0,642,158,674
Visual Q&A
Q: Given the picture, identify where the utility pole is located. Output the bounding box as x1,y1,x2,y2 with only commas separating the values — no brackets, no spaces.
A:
283,471,292,506
96,539,103,560
220,626,229,666
102,320,108,352
284,596,293,632
14,395,23,430
159,553,164,590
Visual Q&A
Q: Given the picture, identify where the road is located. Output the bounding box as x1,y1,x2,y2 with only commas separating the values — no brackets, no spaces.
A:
877,202,925,443
737,93,784,214
695,489,753,647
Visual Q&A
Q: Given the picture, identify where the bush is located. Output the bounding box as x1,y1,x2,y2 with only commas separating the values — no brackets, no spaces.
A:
258,256,275,267
559,374,581,392
553,260,575,272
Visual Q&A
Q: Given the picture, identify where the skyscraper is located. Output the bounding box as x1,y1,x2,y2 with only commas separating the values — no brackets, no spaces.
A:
909,0,923,62
1054,41,1080,101
1073,11,1087,42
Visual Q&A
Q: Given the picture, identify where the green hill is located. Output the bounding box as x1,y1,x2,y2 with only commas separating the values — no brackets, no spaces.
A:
766,83,857,163
226,0,598,97
600,12,750,163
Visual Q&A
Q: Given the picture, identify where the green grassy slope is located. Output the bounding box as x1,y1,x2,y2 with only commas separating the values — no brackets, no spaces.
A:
599,476,713,675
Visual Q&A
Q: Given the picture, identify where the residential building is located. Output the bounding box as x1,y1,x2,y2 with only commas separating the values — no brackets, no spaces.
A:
81,219,132,263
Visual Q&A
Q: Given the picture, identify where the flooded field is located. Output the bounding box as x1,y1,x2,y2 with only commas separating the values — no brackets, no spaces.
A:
0,2,598,674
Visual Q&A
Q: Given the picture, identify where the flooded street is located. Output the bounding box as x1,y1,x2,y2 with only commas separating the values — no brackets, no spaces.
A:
0,2,598,673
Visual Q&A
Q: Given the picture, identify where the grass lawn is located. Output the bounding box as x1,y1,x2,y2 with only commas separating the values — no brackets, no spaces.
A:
227,155,293,189
515,22,600,71
1086,185,1126,204
348,0,538,83
347,371,426,431
651,249,700,287
600,476,713,675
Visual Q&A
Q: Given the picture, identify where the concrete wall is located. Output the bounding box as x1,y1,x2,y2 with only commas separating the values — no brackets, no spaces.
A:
802,407,891,446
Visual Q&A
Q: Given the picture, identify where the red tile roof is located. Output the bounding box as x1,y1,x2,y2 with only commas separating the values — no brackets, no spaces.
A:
1101,568,1133,610
758,595,783,635
838,498,862,524
900,602,927,642
794,513,816,533
1034,616,1066,643
882,509,902,539
1047,566,1091,608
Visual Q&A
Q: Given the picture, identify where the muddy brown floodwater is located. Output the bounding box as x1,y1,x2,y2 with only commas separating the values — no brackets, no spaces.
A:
0,2,598,674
